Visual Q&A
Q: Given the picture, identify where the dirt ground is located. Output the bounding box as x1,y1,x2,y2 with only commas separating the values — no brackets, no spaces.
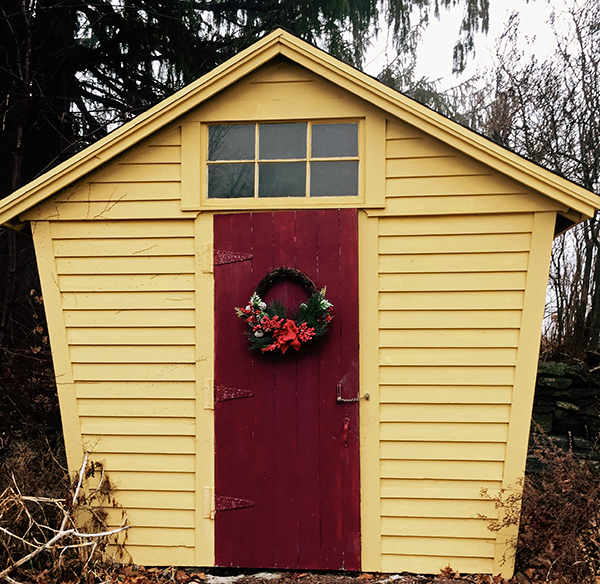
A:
105,566,522,584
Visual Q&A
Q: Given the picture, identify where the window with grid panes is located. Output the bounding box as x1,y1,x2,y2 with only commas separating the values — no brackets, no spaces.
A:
207,122,359,199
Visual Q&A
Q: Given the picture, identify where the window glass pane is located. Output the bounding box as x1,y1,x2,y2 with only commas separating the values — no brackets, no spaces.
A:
258,162,306,197
208,163,254,198
310,161,358,197
311,123,358,158
208,125,255,161
259,123,307,160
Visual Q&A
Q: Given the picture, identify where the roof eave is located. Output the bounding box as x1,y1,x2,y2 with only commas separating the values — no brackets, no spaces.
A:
1,28,598,225
0,30,287,225
277,35,599,219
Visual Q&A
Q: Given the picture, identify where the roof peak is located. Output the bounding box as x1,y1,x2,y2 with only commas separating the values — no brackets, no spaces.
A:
1,28,597,227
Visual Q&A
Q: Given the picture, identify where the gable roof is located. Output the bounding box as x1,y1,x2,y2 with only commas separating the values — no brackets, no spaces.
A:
1,28,598,227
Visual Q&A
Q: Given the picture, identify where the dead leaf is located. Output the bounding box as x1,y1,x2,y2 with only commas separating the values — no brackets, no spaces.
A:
514,572,532,584
439,565,455,579
358,574,374,580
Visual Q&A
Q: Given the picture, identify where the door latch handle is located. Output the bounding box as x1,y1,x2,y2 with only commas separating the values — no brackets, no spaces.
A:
336,382,369,403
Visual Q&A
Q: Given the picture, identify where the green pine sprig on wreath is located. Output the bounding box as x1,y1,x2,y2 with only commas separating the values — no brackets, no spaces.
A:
235,289,333,353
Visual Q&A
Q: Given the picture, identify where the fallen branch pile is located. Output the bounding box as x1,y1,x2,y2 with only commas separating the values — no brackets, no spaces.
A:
0,452,128,583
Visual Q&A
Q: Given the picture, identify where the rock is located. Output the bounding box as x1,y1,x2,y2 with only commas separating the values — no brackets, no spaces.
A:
572,435,594,450
556,401,580,411
532,361,600,452
537,376,572,389
538,362,588,385
538,362,571,377
531,412,553,432
532,403,554,413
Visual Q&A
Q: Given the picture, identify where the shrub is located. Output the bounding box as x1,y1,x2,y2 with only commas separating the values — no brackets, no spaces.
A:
0,453,128,583
486,429,600,583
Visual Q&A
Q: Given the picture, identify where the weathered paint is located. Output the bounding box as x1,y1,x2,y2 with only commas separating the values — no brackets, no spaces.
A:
3,30,600,577
213,210,360,570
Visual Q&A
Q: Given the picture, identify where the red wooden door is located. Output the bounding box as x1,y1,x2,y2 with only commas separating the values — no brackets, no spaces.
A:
213,210,360,570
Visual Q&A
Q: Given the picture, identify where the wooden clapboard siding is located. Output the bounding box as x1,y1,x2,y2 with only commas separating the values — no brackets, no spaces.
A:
78,399,195,417
378,213,535,235
379,233,532,254
56,255,195,274
122,527,194,547
22,128,184,222
382,516,495,540
379,347,517,366
80,416,196,436
380,404,510,424
379,252,529,273
94,453,195,473
381,460,504,481
114,490,196,509
81,435,196,454
380,310,521,329
380,291,524,311
65,310,195,328
381,553,494,576
380,422,509,443
381,495,495,520
54,238,195,257
382,536,495,557
59,274,195,292
46,215,201,568
379,272,528,292
380,366,515,386
121,546,194,565
72,345,196,363
379,329,520,348
373,143,540,571
105,507,195,529
380,441,506,461
381,122,566,218
196,58,373,123
50,219,194,238
379,386,513,405
87,182,182,201
75,381,196,399
62,291,195,310
72,363,195,381
381,479,502,493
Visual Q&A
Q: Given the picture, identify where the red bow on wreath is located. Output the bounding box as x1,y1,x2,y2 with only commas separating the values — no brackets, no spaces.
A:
273,319,301,353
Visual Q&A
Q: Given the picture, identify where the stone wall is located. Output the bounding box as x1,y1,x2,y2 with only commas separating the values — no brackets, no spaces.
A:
532,362,600,461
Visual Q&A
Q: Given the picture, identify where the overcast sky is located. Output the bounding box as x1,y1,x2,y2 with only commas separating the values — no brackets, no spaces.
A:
364,0,559,86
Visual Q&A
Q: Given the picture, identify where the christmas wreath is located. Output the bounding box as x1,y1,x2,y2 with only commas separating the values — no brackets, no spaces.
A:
235,267,333,354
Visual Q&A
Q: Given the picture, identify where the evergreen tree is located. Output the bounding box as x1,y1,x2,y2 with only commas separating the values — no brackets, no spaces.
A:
0,0,489,348
0,0,490,197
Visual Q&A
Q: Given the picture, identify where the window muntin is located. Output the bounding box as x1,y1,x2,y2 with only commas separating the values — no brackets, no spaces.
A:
207,122,359,199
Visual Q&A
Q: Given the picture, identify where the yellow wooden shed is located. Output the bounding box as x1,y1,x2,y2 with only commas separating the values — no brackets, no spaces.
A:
1,29,598,577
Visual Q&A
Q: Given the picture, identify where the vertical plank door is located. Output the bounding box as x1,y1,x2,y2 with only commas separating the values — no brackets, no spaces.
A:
213,209,360,570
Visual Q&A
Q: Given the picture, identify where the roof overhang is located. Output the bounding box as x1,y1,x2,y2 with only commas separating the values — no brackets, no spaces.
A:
1,29,598,227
